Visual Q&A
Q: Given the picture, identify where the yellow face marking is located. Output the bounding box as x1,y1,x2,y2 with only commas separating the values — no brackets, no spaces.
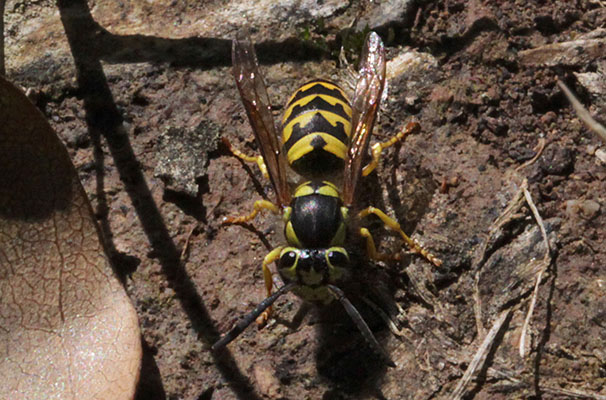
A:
328,265,345,282
282,110,352,144
293,286,334,304
282,94,352,123
299,269,324,286
286,133,348,166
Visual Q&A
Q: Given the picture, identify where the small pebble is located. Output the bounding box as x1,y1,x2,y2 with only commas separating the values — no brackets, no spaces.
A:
254,361,281,398
595,148,606,164
565,199,600,219
540,111,557,125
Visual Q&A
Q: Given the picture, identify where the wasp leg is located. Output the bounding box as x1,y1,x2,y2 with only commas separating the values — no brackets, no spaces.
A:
357,206,442,267
222,137,269,179
362,121,420,177
257,246,284,325
359,227,400,262
222,199,280,225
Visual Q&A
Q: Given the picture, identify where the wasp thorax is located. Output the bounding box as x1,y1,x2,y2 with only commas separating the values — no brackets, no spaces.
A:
284,180,348,249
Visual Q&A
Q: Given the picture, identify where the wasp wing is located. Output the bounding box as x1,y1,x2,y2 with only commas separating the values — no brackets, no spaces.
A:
342,32,386,207
232,38,291,207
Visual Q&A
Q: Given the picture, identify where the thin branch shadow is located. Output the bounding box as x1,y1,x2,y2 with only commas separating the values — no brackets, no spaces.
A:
533,268,556,397
56,0,275,398
54,1,328,71
0,0,5,76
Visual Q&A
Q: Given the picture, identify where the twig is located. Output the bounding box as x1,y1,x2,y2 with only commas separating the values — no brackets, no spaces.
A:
472,180,527,337
488,367,606,399
180,224,197,262
523,187,550,255
519,187,552,357
540,385,606,400
557,79,606,144
0,0,5,76
443,347,606,399
515,138,546,172
448,309,512,400
473,137,546,340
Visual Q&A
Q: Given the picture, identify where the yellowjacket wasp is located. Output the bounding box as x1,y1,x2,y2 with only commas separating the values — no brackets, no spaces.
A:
213,32,441,366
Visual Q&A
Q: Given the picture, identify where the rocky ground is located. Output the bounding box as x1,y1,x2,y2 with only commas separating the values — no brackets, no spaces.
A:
3,0,606,399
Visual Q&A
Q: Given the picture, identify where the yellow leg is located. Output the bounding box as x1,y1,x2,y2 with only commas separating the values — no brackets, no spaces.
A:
222,199,280,225
359,227,400,262
222,137,269,179
362,121,421,177
358,206,442,267
257,246,284,325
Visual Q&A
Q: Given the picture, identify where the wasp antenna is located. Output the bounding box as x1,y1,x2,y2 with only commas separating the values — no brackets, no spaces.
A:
327,284,396,368
212,282,297,351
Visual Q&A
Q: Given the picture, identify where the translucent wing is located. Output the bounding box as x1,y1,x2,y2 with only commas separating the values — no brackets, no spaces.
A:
232,37,291,207
342,32,386,207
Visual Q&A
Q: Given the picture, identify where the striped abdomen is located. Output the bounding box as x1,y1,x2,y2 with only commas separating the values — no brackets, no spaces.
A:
281,79,352,177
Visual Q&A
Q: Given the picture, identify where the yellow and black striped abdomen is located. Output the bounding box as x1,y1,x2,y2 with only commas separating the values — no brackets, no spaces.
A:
281,79,352,177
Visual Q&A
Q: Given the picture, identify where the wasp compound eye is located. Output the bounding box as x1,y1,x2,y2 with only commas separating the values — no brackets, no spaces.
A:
279,250,298,269
327,249,348,268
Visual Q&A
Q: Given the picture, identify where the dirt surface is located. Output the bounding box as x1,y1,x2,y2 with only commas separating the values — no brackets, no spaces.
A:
4,0,606,399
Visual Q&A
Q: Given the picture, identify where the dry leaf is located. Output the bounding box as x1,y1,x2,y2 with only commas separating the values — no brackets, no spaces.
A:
0,76,141,399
